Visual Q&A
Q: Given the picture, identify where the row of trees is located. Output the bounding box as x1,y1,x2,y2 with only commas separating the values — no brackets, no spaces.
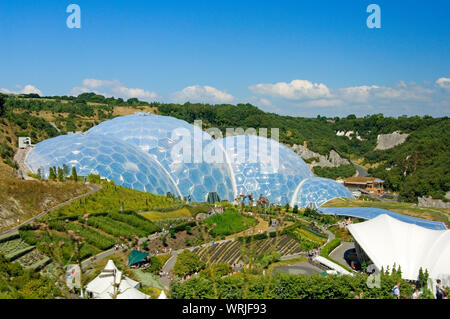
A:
170,267,418,299
44,165,78,182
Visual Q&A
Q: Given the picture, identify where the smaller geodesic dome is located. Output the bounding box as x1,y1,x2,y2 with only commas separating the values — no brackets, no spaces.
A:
290,177,353,208
25,132,180,196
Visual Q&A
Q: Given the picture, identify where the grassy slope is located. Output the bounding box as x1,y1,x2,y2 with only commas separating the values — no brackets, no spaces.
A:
0,162,90,232
50,182,180,218
323,197,450,225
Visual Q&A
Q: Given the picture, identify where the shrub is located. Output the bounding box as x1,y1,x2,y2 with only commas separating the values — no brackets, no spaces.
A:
173,250,206,277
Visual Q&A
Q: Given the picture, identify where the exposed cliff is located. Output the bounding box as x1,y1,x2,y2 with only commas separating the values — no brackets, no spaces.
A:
375,132,409,150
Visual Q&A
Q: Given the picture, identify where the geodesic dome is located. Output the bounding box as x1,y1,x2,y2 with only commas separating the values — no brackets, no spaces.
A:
25,132,180,196
290,177,353,208
87,113,235,202
220,135,314,205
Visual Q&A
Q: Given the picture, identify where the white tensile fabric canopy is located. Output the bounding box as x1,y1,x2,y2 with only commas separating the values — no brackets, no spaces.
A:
85,260,150,299
347,214,450,282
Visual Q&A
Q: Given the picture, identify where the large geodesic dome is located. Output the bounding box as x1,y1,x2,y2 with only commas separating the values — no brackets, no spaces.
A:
87,113,235,202
25,112,353,207
25,133,180,195
220,135,314,204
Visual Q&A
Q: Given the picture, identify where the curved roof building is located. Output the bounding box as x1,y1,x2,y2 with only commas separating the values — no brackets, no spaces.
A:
25,112,353,207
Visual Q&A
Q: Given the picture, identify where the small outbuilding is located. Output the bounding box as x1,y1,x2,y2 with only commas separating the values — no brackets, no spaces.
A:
128,250,149,267
84,260,150,299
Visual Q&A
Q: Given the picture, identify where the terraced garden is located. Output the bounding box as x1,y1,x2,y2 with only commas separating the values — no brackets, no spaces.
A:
0,234,51,270
192,235,304,265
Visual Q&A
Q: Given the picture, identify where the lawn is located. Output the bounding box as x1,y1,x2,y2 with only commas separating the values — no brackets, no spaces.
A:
205,210,256,237
140,208,192,221
323,197,450,224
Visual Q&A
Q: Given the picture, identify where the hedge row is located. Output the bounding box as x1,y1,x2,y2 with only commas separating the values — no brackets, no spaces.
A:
237,231,277,243
87,216,147,239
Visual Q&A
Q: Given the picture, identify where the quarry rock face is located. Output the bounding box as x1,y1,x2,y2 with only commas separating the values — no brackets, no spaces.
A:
291,144,350,168
418,196,450,209
375,132,409,150
329,150,350,166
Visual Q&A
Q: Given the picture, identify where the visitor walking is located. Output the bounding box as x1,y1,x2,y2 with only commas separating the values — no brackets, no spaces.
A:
412,288,421,299
391,282,401,299
436,279,445,300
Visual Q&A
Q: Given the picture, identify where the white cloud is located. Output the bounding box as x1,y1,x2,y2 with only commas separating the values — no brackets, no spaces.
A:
82,78,119,89
436,77,450,91
111,86,157,100
69,78,158,102
249,79,331,100
338,85,379,103
373,83,433,101
0,84,42,96
171,85,234,104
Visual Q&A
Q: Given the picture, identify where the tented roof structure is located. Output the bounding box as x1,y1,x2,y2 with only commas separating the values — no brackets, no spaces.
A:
85,260,150,299
347,214,450,282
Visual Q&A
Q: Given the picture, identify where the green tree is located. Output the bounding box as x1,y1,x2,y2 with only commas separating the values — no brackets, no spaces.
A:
57,167,64,182
173,250,206,277
49,167,56,180
0,94,5,116
71,166,78,181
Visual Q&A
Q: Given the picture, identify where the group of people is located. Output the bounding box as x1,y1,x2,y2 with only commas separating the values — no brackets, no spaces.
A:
149,247,173,256
391,279,448,299
113,243,125,250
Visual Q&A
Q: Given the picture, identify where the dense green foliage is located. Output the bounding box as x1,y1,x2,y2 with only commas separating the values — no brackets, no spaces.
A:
205,210,256,236
87,216,148,239
47,220,116,250
313,164,356,179
19,226,97,264
368,120,450,202
52,183,179,217
107,211,160,234
0,253,62,299
170,269,413,299
173,249,206,277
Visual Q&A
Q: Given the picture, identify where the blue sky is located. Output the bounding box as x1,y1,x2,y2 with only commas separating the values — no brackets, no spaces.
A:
0,0,449,117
